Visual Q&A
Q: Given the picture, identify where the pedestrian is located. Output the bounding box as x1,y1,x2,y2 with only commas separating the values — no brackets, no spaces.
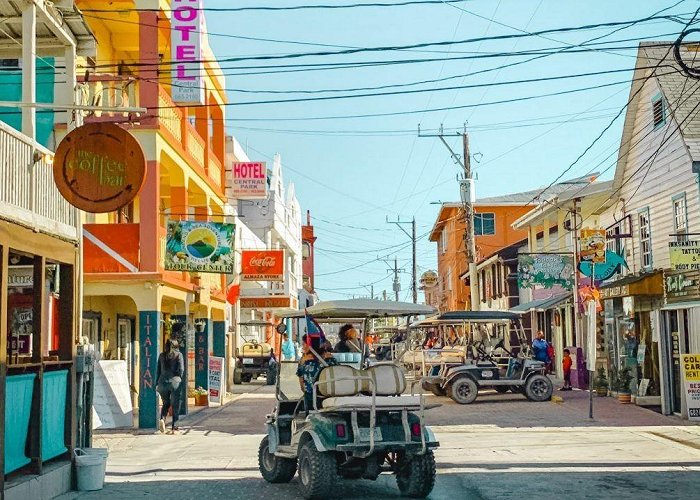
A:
561,348,573,391
281,332,297,361
156,339,184,434
334,324,361,353
532,331,550,367
297,335,337,411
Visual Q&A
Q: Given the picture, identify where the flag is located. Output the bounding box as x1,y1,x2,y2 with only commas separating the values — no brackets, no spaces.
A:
305,310,326,345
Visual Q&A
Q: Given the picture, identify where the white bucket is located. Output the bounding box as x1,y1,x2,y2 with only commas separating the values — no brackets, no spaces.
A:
74,448,108,491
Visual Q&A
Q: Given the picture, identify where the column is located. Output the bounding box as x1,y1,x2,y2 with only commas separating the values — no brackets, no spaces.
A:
22,3,36,139
557,210,567,251
138,310,160,429
138,10,159,127
195,319,209,390
213,320,226,358
139,160,160,271
543,217,551,251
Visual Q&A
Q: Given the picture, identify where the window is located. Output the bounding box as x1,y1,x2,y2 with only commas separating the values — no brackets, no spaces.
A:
440,227,448,255
652,95,665,129
673,193,688,242
638,208,652,269
302,242,311,260
474,213,495,236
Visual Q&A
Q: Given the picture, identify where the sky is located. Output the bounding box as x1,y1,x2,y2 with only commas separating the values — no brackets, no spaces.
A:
203,0,696,301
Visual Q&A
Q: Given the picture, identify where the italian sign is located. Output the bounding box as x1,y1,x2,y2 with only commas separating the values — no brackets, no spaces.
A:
170,0,205,103
517,253,575,290
665,270,700,304
580,228,606,263
578,250,627,281
669,240,700,271
682,354,700,421
53,123,146,213
165,221,235,273
232,162,267,199
241,250,285,281
208,356,224,405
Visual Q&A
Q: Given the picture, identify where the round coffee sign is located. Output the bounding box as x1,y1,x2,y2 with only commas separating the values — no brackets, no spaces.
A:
53,123,146,213
420,270,439,288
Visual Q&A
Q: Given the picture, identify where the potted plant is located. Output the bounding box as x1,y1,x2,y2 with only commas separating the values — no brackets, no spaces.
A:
609,366,619,398
192,386,208,406
617,366,633,404
594,367,609,397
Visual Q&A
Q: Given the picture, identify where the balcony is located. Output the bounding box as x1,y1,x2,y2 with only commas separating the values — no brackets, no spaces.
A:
0,121,78,241
77,73,140,122
83,223,140,273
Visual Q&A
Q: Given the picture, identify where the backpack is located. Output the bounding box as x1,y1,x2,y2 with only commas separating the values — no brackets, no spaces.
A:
546,344,555,360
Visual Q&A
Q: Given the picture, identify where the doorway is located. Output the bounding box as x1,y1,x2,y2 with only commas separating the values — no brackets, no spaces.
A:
664,309,690,415
82,311,102,353
117,314,136,396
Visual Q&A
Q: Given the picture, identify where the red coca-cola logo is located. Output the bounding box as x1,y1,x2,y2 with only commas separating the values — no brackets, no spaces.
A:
249,256,277,267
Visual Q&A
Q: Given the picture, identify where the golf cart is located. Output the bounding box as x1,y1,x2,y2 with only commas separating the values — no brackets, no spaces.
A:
234,320,277,385
420,311,553,404
258,299,439,499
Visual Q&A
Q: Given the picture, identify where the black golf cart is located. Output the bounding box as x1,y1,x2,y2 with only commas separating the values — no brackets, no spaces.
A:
258,299,439,499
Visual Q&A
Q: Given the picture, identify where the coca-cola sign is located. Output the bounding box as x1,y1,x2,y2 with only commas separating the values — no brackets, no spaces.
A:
241,250,285,281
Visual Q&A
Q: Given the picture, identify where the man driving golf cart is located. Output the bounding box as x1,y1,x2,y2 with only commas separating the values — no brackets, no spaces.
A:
258,299,439,500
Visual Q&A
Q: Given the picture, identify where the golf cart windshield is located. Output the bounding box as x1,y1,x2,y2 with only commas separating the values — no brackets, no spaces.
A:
277,361,304,402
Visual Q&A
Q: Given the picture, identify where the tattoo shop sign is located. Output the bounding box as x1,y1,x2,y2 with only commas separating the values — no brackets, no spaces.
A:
517,253,574,290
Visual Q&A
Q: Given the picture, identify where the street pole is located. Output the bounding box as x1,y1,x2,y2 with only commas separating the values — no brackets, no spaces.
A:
387,216,418,303
589,263,595,420
394,257,400,302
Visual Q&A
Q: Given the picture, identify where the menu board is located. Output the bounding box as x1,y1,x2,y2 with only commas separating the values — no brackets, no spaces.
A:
92,360,133,429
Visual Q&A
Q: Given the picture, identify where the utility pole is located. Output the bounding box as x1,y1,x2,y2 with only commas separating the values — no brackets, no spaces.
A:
419,124,479,310
382,257,404,301
387,216,418,303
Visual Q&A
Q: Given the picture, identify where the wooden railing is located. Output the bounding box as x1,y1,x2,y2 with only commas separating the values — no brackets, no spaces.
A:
157,87,183,142
0,122,78,241
185,122,205,166
208,155,223,189
77,73,138,121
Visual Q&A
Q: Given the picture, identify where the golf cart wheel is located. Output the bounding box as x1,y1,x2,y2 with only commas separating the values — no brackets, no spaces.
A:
233,369,242,385
266,365,277,386
525,374,553,402
495,386,509,394
258,436,297,483
298,441,337,499
449,376,478,405
396,450,436,498
242,373,253,383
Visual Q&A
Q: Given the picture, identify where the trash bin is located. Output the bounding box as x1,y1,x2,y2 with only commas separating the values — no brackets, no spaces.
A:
74,448,108,491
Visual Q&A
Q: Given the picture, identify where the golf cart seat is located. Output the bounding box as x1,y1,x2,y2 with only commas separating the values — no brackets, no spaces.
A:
332,352,362,364
318,363,420,410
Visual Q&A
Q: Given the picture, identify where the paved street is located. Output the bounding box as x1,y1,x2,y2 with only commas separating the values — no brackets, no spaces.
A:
58,381,700,500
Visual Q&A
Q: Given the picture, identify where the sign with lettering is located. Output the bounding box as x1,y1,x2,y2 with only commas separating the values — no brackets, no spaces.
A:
232,162,267,199
53,123,146,213
165,220,235,273
578,250,627,281
92,360,133,429
208,356,224,405
517,253,574,290
665,270,700,304
241,250,285,281
580,228,607,263
240,296,298,309
669,240,700,271
682,354,700,421
420,270,439,288
170,0,205,103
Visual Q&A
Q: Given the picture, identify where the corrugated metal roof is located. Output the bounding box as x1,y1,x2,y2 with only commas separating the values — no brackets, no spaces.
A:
510,293,572,313
476,173,600,205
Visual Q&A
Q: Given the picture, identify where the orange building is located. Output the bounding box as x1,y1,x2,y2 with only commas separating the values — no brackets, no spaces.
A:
429,194,536,311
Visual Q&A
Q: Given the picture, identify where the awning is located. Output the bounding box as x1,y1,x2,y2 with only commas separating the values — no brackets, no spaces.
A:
510,293,572,314
661,301,700,311
599,271,663,299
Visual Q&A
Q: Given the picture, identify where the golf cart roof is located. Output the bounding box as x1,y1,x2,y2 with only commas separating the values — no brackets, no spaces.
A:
412,310,520,326
286,299,435,320
238,320,273,327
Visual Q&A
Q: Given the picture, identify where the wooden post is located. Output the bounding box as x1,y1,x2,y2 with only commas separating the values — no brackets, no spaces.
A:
30,256,45,474
0,246,9,495
59,264,76,455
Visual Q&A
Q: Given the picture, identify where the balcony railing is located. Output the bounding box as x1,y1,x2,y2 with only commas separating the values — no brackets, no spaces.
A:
209,155,223,190
77,73,139,121
185,122,205,166
0,121,78,240
157,86,183,142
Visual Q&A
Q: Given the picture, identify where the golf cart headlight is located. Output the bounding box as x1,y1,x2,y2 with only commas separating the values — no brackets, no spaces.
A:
411,422,421,437
336,423,346,438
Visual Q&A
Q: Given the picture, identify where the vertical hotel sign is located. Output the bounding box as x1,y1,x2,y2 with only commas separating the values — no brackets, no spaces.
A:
171,0,205,104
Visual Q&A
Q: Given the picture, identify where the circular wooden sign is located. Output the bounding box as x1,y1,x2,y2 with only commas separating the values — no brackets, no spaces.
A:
53,123,146,213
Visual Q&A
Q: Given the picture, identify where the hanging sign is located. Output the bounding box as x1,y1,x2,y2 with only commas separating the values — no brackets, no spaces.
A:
170,0,205,103
165,220,235,273
53,123,146,213
580,228,606,263
241,250,285,281
232,162,267,199
682,354,700,421
578,250,627,281
517,254,574,290
665,270,700,304
669,240,700,271
420,270,438,288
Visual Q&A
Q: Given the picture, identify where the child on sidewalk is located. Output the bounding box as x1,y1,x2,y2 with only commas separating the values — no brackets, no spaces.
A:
561,348,573,391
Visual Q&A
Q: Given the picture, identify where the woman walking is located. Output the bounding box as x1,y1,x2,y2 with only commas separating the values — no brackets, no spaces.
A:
156,339,185,434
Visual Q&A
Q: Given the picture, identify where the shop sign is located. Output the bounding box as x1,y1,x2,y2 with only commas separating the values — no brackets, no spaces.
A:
420,270,438,288
208,356,224,405
53,123,146,213
165,220,235,273
580,228,606,263
665,270,700,303
578,250,627,281
241,250,285,281
517,253,574,290
599,284,629,299
170,0,205,104
240,296,297,309
682,354,700,421
8,266,33,288
232,162,267,199
669,240,700,271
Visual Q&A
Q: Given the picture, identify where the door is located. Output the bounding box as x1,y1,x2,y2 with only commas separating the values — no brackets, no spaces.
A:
117,316,136,388
82,312,101,353
667,310,683,414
